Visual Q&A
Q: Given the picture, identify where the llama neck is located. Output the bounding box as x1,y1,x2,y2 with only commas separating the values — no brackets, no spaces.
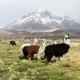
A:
42,42,46,49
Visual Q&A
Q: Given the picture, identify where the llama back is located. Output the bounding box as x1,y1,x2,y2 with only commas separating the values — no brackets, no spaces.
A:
44,43,70,57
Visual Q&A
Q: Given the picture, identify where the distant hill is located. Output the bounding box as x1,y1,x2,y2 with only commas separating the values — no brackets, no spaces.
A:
0,29,80,39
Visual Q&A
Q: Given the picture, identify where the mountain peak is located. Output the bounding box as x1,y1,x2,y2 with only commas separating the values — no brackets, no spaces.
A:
4,8,80,32
35,8,47,13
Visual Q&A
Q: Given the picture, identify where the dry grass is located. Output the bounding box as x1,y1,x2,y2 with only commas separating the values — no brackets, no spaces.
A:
0,39,80,80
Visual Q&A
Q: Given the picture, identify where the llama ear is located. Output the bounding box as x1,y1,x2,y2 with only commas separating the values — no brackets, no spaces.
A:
68,34,69,36
42,39,45,42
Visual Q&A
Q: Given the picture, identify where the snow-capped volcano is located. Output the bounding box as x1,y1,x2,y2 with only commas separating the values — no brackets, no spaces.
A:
5,8,80,32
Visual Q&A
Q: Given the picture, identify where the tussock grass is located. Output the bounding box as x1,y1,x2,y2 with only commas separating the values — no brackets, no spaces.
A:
0,39,80,80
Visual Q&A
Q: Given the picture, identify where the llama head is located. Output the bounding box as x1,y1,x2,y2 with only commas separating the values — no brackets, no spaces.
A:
63,34,70,45
53,39,57,44
42,39,46,47
32,38,38,44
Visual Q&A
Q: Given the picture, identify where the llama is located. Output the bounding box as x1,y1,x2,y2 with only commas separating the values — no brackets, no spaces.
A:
37,39,46,60
10,40,16,46
21,39,46,60
21,38,38,57
53,39,57,44
44,34,70,63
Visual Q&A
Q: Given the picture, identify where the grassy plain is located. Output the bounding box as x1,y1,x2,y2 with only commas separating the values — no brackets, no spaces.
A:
0,39,80,80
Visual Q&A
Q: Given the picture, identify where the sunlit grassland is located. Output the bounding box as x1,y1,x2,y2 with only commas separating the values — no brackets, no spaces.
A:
0,39,80,80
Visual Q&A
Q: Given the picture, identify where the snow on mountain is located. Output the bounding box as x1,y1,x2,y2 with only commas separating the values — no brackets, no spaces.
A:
75,20,80,24
5,8,80,32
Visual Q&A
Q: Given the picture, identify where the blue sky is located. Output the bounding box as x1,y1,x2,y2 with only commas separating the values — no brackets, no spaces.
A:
0,0,80,28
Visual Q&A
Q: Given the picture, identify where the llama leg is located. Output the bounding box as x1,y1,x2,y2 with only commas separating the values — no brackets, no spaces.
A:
47,56,51,63
43,54,47,60
23,52,27,59
28,54,31,60
31,54,34,60
57,57,61,61
37,53,41,60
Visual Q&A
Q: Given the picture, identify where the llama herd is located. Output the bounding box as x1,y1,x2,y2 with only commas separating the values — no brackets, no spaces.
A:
20,34,70,63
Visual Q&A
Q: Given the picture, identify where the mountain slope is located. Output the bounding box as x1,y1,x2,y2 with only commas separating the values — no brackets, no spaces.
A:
5,9,80,32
